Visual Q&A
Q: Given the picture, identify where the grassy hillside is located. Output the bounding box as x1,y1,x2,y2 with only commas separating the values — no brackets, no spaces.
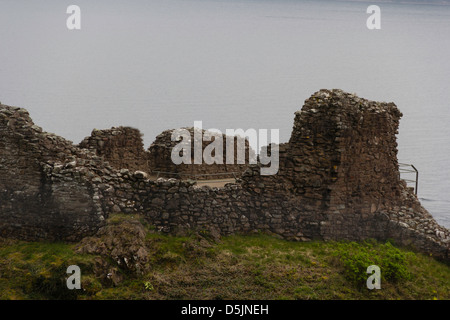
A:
0,214,448,300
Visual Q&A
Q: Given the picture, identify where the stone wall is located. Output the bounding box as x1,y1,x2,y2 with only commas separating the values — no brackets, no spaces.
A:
79,127,150,173
1,90,449,261
78,126,252,180
0,105,106,241
147,127,253,179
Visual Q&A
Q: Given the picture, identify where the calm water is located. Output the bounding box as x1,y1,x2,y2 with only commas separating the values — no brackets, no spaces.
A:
0,0,449,228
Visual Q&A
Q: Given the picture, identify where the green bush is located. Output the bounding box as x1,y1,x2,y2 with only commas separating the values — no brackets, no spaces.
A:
332,240,412,286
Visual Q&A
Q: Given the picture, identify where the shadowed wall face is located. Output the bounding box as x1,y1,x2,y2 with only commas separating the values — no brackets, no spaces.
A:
0,105,103,241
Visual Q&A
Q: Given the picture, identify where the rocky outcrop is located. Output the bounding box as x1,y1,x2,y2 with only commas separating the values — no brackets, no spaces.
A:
75,216,150,285
0,90,449,261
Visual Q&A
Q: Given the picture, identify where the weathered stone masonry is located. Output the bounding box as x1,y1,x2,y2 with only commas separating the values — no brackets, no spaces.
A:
0,89,449,261
78,126,252,179
0,106,105,241
79,126,150,173
146,127,253,179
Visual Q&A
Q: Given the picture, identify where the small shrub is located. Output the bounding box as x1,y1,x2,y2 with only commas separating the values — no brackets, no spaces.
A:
143,281,154,291
333,240,412,287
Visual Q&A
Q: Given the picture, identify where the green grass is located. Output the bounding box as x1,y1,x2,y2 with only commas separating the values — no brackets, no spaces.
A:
0,239,98,299
0,220,449,300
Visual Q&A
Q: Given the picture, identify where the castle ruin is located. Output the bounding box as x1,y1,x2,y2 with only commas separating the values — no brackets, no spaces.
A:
0,89,448,261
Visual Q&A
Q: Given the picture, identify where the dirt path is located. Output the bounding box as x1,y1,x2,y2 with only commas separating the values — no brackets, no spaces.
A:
195,179,236,188
149,175,236,188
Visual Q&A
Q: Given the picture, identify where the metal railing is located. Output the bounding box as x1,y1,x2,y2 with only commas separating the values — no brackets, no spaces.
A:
399,163,418,196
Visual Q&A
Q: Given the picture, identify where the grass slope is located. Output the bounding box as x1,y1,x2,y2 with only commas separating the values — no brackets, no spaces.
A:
0,215,448,300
